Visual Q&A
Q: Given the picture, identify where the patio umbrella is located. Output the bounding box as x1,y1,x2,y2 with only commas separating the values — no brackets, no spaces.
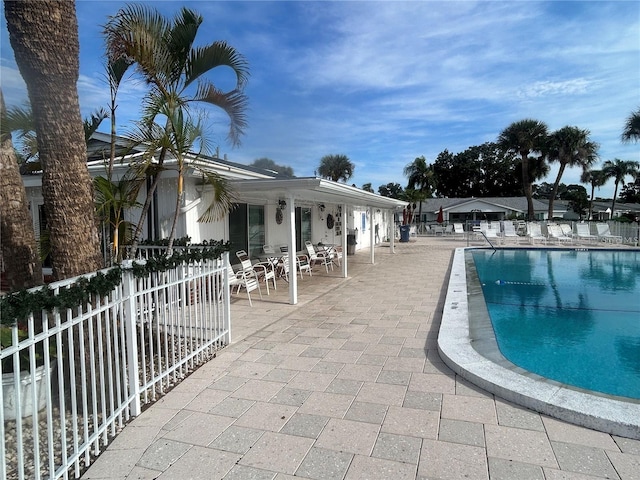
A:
437,206,444,224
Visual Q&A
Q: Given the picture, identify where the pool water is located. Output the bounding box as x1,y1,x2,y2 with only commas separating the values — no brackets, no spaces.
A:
471,248,640,400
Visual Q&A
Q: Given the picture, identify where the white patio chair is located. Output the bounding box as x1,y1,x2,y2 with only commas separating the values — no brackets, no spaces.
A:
596,223,622,243
296,253,313,278
227,265,262,306
305,241,333,273
236,250,277,294
575,223,597,244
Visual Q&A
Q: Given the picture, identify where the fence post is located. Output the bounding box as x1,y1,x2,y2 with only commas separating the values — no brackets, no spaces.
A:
222,253,232,345
121,261,141,417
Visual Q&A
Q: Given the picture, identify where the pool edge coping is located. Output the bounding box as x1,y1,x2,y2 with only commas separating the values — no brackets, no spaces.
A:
437,247,640,440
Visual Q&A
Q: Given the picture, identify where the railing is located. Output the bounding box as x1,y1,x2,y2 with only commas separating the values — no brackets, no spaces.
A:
1,252,231,480
409,220,639,247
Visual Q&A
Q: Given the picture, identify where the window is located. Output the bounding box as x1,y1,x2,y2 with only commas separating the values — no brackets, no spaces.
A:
229,204,265,259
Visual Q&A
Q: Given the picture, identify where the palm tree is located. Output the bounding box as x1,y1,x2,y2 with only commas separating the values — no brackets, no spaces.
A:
104,5,249,256
602,159,640,217
621,107,640,143
403,155,435,226
498,119,549,220
317,154,354,182
0,89,43,290
546,126,599,219
94,172,144,263
580,169,607,220
5,0,102,279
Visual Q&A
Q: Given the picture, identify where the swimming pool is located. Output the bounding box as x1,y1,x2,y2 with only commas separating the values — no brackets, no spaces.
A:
438,247,640,439
471,248,640,400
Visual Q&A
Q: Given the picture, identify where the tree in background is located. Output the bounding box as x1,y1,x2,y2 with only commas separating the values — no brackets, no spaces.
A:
432,143,520,197
250,157,294,177
564,184,589,220
580,169,607,220
378,182,404,199
621,107,640,143
104,4,248,256
5,0,102,280
317,154,354,182
403,155,434,224
361,183,374,193
498,119,549,220
602,159,640,216
546,126,598,220
619,176,640,204
0,89,43,290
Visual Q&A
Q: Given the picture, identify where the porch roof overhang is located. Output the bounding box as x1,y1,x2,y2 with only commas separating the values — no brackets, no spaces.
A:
229,177,406,211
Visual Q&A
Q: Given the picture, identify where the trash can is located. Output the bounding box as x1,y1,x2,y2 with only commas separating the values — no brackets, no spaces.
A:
399,225,410,242
347,234,357,255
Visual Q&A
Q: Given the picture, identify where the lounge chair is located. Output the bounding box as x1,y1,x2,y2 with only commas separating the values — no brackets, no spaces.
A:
596,223,622,243
575,223,597,244
305,241,333,273
480,222,500,243
501,221,520,243
526,222,547,245
236,250,277,294
547,224,573,245
452,223,465,239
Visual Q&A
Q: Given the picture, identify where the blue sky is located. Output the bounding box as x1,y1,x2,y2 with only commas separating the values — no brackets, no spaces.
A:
2,1,639,198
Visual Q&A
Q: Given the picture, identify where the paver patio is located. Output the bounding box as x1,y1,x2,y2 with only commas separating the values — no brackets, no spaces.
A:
82,236,640,480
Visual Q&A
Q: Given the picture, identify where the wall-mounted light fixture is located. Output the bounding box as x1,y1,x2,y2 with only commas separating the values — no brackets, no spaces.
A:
318,204,325,211
278,199,287,209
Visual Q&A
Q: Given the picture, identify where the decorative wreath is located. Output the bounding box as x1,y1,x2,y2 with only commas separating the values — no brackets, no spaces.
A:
275,207,283,225
326,213,334,230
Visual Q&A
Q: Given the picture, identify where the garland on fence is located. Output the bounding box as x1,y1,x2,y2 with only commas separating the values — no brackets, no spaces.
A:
0,240,230,326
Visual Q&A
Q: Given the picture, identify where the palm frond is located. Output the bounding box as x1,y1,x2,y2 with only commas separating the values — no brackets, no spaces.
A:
193,83,248,146
185,41,250,90
197,171,237,222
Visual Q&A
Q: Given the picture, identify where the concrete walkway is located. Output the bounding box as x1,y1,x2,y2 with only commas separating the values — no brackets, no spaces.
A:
82,237,640,480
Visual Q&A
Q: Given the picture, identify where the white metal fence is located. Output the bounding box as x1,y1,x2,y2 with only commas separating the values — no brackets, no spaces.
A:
410,220,639,246
1,252,231,480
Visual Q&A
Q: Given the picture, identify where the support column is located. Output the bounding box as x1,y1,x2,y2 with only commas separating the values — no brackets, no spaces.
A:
370,209,375,264
286,196,297,305
341,203,348,278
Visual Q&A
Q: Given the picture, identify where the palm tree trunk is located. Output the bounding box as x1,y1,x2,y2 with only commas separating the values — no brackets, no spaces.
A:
521,154,534,220
0,89,43,290
166,164,184,255
548,163,566,220
5,0,102,280
611,182,619,218
588,184,595,220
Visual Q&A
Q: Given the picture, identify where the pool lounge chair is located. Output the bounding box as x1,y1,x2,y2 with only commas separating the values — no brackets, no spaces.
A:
501,221,520,243
480,222,500,243
547,224,573,245
452,223,466,239
526,222,547,245
575,223,597,244
596,223,622,243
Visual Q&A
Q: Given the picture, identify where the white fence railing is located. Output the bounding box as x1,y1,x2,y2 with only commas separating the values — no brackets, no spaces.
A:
410,220,639,246
1,252,231,480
